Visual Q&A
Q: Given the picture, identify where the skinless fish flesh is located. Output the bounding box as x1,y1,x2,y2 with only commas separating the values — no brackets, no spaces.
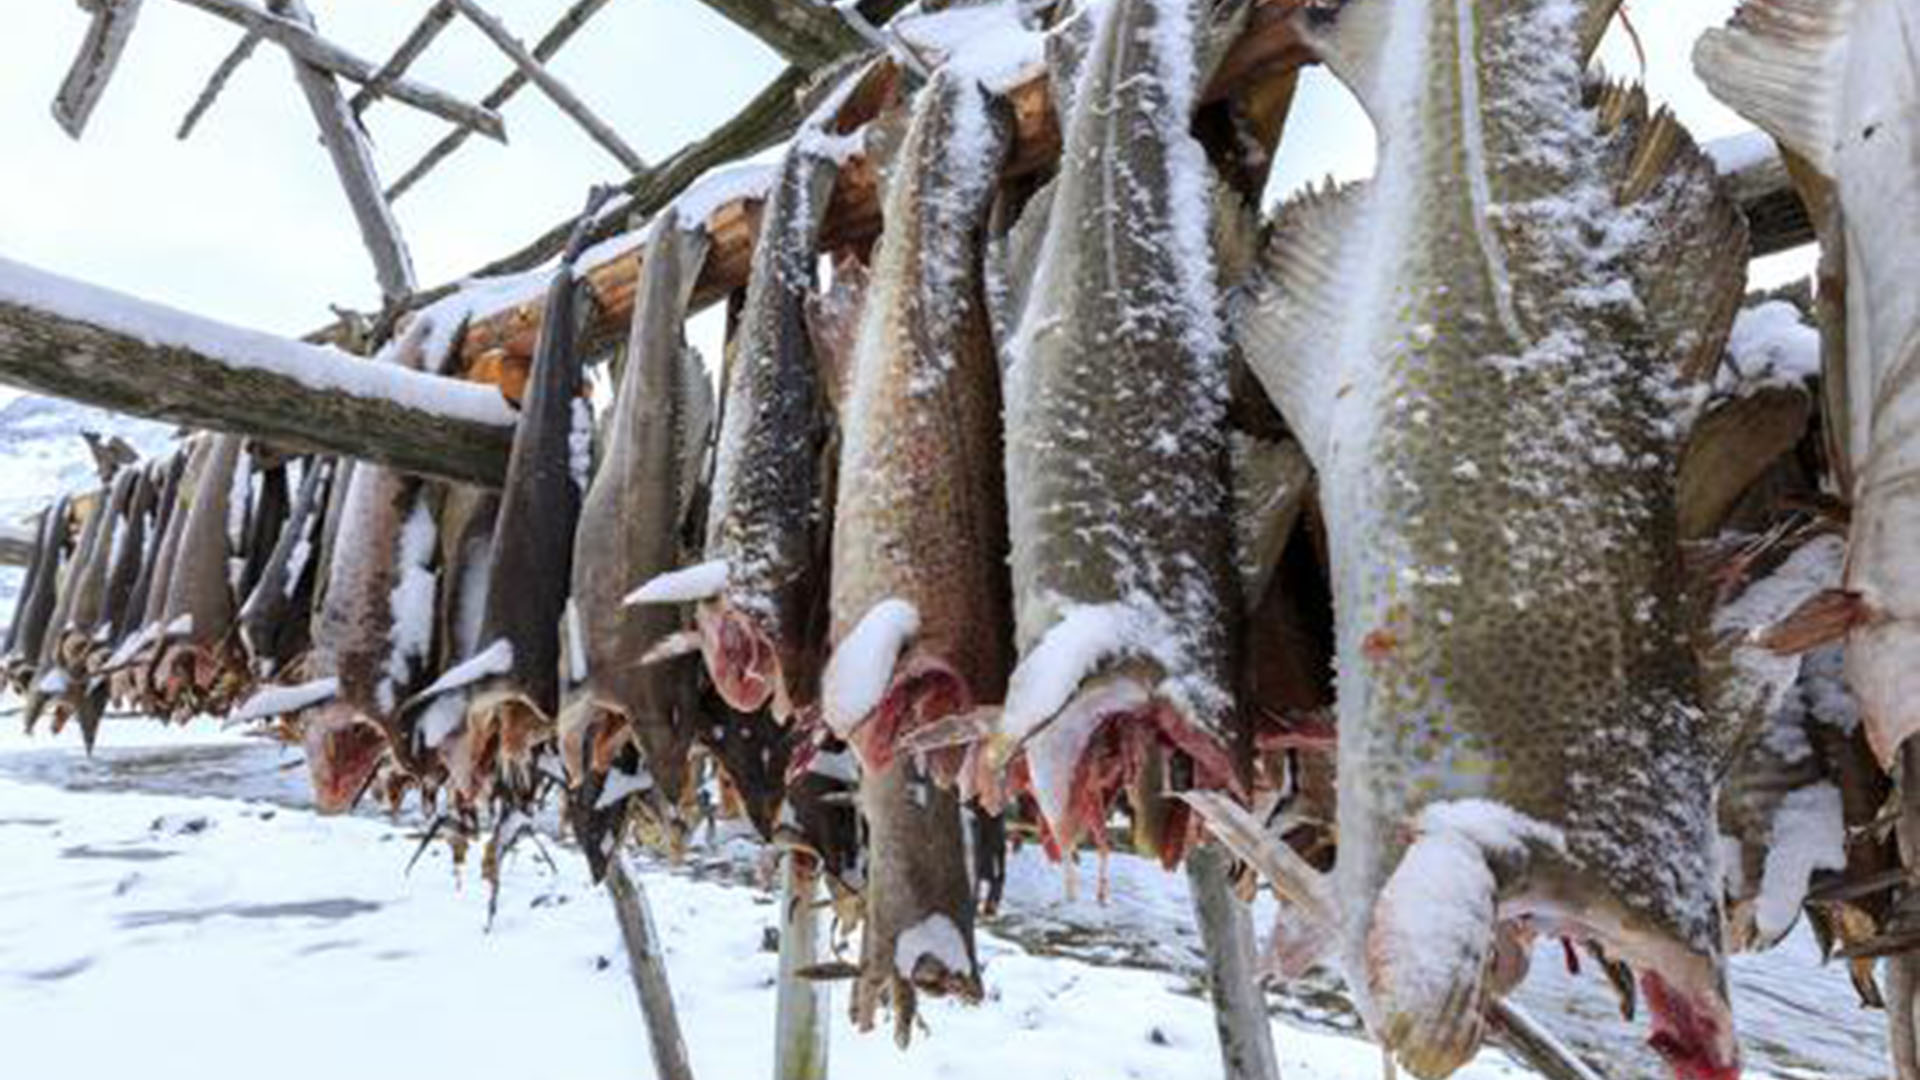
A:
1218,0,1748,1075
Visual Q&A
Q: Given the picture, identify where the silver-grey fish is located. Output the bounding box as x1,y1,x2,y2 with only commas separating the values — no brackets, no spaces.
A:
238,456,333,680
1221,1,1748,1075
985,0,1243,863
154,432,243,716
5,498,68,694
560,209,712,801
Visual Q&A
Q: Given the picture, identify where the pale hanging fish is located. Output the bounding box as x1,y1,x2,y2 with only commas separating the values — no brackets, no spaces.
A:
402,188,610,803
816,69,1012,1035
560,208,712,806
1211,0,1751,1073
27,486,114,735
105,445,189,707
152,432,244,716
949,0,1244,864
1695,0,1920,772
631,69,877,721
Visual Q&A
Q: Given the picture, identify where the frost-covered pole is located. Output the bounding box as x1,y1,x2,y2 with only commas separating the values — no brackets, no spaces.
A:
1486,1001,1605,1080
773,851,831,1080
1186,842,1282,1080
605,856,697,1080
268,0,417,305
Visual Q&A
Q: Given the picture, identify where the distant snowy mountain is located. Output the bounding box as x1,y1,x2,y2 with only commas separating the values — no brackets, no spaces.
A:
0,395,176,631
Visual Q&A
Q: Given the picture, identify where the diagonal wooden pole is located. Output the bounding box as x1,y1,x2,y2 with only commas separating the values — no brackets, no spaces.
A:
605,856,698,1080
51,0,146,138
267,0,417,305
448,0,646,175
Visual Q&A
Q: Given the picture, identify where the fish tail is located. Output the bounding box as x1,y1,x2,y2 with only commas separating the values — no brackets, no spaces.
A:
1693,0,1850,174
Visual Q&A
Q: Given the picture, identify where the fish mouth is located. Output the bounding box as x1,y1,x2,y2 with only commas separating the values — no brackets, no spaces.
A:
444,687,552,802
555,698,632,788
696,603,781,715
1512,905,1739,1080
302,706,390,814
1022,671,1240,865
846,655,973,780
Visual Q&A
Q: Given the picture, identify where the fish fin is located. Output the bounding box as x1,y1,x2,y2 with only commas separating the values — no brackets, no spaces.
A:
1596,84,1751,384
1365,829,1503,1079
1179,790,1337,927
804,255,868,415
1240,180,1366,469
639,630,703,666
1232,434,1314,609
1292,1,1399,121
898,706,1001,755
1693,0,1849,175
1045,2,1099,122
1757,587,1869,653
1677,384,1811,540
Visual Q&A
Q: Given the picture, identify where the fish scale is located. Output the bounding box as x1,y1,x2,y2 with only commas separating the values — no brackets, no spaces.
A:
1233,0,1748,1076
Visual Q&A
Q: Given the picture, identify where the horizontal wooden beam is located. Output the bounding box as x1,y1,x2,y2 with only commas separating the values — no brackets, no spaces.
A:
167,0,506,140
0,257,515,487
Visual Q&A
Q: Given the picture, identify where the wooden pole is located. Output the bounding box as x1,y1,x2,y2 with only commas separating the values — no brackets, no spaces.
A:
448,0,646,175
268,0,417,305
51,0,146,138
176,30,263,139
690,0,910,67
0,256,513,486
773,851,831,1080
605,857,698,1080
164,0,506,139
386,0,614,201
349,1,457,117
1186,842,1282,1080
1487,1001,1606,1080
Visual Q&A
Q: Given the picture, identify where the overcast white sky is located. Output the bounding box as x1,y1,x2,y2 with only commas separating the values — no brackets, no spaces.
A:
0,1,1806,386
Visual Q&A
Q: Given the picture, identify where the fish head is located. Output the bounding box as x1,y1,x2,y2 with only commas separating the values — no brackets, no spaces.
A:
555,696,631,789
695,601,780,714
301,704,390,814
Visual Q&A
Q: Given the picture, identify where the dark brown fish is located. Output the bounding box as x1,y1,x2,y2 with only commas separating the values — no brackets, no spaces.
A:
94,462,157,670
635,81,863,721
560,210,713,803
416,188,611,803
238,456,333,680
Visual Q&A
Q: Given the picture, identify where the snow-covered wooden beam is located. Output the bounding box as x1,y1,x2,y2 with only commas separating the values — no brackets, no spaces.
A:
349,1,456,117
51,0,146,138
386,0,613,202
271,0,417,305
1707,133,1814,258
693,0,911,67
449,0,645,175
0,257,515,487
166,0,507,140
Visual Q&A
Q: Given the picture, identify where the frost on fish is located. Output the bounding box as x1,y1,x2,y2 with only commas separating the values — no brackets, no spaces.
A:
824,68,1015,781
996,0,1241,863
1699,0,1920,772
560,209,713,813
1238,0,1749,1076
699,72,867,721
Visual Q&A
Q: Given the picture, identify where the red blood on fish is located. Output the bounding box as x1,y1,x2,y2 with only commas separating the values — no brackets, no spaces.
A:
698,605,778,714
1643,971,1740,1080
846,658,971,783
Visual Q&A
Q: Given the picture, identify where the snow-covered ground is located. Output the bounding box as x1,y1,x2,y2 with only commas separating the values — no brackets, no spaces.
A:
0,715,1889,1080
0,718,1535,1080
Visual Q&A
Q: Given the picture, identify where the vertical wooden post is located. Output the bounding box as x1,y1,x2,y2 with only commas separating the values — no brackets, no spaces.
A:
1889,739,1920,1080
605,857,697,1080
774,851,831,1080
1187,841,1282,1080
